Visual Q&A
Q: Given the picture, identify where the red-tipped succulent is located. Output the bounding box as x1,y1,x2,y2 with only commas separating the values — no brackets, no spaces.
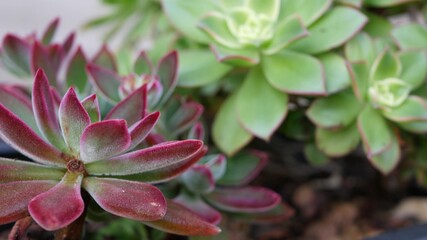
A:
0,69,219,236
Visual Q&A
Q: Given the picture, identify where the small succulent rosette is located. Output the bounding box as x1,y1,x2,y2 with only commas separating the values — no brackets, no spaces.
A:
0,69,220,236
307,33,427,174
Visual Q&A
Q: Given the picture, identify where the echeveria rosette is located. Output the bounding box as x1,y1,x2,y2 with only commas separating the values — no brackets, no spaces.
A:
174,151,293,228
307,33,427,174
0,69,220,236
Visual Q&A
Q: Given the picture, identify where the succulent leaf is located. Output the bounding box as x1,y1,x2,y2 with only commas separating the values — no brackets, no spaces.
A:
181,165,215,194
319,53,351,94
93,46,117,72
174,193,221,224
0,158,64,183
199,12,241,49
31,42,62,87
1,34,31,76
128,111,160,150
211,44,259,67
370,49,401,82
399,50,427,90
280,0,332,26
134,51,153,75
66,47,89,94
316,122,360,157
156,51,178,107
392,24,427,50
86,64,121,103
81,94,101,123
41,18,59,45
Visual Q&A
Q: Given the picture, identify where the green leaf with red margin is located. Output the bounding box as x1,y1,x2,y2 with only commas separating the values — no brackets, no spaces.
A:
174,192,221,224
31,42,62,87
345,32,376,64
165,101,203,136
134,51,153,75
382,96,427,122
81,94,100,123
86,140,203,176
369,48,401,82
83,177,166,221
392,24,427,50
280,0,332,26
398,50,427,90
41,18,59,45
28,173,84,231
156,51,178,107
198,12,240,49
0,181,57,225
318,53,351,94
262,50,326,95
211,44,260,67
0,158,64,183
364,0,419,7
288,7,367,54
1,34,31,76
86,64,121,103
236,67,288,140
307,90,362,129
366,131,400,174
93,45,117,72
347,61,370,101
66,47,89,94
128,111,160,150
144,200,221,236
200,154,226,181
230,202,295,223
213,93,253,156
316,122,360,157
181,165,215,194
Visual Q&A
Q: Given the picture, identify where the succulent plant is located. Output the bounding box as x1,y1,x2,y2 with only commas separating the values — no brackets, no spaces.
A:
307,32,427,174
0,69,220,237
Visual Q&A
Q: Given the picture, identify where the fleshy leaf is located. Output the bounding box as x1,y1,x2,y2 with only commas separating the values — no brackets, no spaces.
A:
263,50,325,95
211,44,259,67
178,49,231,87
0,158,64,183
181,165,215,194
365,0,419,7
288,7,367,54
28,173,84,231
174,193,221,224
1,34,31,76
357,105,392,157
165,101,203,136
319,53,351,94
218,151,267,186
144,200,221,236
198,12,240,49
62,32,75,55
280,0,332,26
364,12,392,38
0,181,56,225
367,132,400,174
59,88,91,156
117,147,207,183
31,42,62,87
93,45,117,71
66,47,89,94
247,0,280,20
231,202,294,223
105,85,147,126
236,67,288,140
347,62,370,101
213,93,253,156
80,120,131,163
83,177,166,221
32,69,67,151
382,96,427,122
156,51,178,107
86,140,203,175
86,64,121,103
205,187,280,213
316,122,360,157
0,86,39,132
397,120,427,134
128,111,160,150
41,18,59,45
0,104,66,166
307,91,362,129
392,24,427,50
264,15,308,55
81,94,100,123
398,50,427,90
345,32,376,64
370,48,401,82
200,154,227,181
134,51,153,75
188,122,206,141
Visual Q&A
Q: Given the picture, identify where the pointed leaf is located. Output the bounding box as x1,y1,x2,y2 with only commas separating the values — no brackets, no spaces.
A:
81,94,100,123
345,32,376,64
80,120,131,162
218,150,267,186
200,154,227,180
41,18,59,45
397,120,427,134
144,200,221,236
0,86,39,132
265,15,308,54
205,187,281,213
31,42,62,87
307,91,362,129
0,181,56,225
86,140,203,175
347,62,370,101
211,44,259,67
1,34,31,76
181,165,215,194
232,202,294,223
188,122,206,141
370,49,401,82
128,112,160,150
59,88,91,156
177,49,231,87
0,104,66,166
105,85,147,126
87,64,121,103
399,50,427,90
0,158,64,183
213,93,253,156
280,0,332,26
263,50,326,95
319,53,351,94
288,7,367,54
357,105,392,157
66,47,89,94
198,12,240,49
28,173,84,231
383,96,427,122
174,193,221,224
156,51,178,106
236,67,288,140
367,132,400,174
316,122,360,157
392,24,427,50
62,32,75,55
134,51,153,75
166,101,203,136
83,177,166,221
93,46,117,71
